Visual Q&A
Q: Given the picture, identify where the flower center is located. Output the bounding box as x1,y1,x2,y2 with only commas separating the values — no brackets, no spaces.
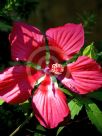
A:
51,63,64,75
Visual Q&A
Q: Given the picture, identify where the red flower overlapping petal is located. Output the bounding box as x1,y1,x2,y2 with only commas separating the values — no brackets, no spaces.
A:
60,56,102,94
46,23,84,61
32,75,69,128
0,66,42,104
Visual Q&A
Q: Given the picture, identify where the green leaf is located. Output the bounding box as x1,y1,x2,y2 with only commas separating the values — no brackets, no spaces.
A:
36,124,46,132
85,100,102,134
26,61,41,70
33,133,44,136
83,43,97,59
19,100,30,115
0,99,4,105
57,126,64,136
60,88,73,97
87,90,102,101
68,98,83,119
33,124,46,136
0,22,11,31
0,65,5,72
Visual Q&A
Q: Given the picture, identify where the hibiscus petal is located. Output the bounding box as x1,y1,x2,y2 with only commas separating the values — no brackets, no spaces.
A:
9,22,45,62
68,55,101,71
46,23,84,61
32,75,69,128
60,56,102,94
0,66,42,104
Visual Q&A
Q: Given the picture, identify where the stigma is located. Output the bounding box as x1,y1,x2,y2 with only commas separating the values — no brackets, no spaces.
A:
51,63,64,75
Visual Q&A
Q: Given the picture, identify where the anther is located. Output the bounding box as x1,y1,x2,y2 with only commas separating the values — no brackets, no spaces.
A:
51,63,64,75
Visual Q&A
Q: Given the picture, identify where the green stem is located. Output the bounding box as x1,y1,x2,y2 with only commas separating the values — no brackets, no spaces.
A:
9,113,33,136
44,35,50,66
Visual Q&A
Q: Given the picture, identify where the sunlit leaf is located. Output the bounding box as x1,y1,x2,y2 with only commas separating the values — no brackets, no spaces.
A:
0,99,4,105
57,126,64,136
68,98,83,119
60,88,73,97
83,42,97,59
85,99,102,134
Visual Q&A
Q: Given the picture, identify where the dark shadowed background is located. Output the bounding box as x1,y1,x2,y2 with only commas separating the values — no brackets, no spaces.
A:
28,0,102,43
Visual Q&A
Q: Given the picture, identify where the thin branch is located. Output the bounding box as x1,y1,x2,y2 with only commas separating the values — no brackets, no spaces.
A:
9,113,33,136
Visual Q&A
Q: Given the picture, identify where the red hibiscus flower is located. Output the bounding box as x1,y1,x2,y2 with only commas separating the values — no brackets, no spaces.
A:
0,22,102,128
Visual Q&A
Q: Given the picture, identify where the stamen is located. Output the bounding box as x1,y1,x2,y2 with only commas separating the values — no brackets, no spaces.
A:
51,63,64,75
